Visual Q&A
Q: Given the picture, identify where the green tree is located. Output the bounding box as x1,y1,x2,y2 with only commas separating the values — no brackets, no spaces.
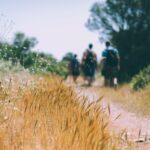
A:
62,52,74,62
87,0,150,81
22,52,37,68
12,32,38,65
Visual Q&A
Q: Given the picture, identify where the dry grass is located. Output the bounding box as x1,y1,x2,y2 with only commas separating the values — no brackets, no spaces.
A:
97,84,150,116
0,74,133,150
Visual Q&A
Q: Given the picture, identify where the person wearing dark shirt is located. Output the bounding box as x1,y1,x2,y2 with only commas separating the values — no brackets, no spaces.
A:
100,41,120,87
69,54,80,83
81,44,97,86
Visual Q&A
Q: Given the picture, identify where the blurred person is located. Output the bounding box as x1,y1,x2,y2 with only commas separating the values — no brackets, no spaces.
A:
68,54,80,83
100,41,120,87
81,44,97,86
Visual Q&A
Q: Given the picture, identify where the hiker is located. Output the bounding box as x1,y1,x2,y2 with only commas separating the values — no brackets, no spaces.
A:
81,44,97,86
68,54,80,83
100,41,120,87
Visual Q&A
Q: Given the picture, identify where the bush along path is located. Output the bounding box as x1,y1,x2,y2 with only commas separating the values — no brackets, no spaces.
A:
73,83,150,150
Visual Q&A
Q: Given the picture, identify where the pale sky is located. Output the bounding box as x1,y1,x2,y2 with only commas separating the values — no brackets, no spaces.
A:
0,0,105,60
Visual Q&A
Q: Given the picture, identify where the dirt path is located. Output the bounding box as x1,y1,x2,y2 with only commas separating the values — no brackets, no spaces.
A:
73,82,150,149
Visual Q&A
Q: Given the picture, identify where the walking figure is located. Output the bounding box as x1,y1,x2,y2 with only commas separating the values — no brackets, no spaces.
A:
68,54,80,83
81,44,97,86
100,41,120,87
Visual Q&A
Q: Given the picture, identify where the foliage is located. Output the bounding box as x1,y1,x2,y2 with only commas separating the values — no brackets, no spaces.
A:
62,52,74,62
0,32,68,77
87,0,150,81
28,52,68,77
0,32,37,64
0,42,14,60
131,65,150,90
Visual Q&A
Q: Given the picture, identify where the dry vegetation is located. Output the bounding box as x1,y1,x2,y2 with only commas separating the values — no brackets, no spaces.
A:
97,84,150,116
0,73,133,150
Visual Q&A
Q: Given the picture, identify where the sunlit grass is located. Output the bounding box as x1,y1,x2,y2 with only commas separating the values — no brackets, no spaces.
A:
97,84,150,116
0,73,134,149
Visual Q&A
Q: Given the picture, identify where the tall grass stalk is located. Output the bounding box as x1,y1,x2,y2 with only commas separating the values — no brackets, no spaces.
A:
0,75,133,149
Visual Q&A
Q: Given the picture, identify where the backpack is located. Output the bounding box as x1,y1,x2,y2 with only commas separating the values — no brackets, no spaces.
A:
84,50,96,65
70,58,80,71
106,49,119,66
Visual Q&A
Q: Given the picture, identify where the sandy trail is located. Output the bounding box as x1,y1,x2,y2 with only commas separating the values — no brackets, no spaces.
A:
72,82,150,149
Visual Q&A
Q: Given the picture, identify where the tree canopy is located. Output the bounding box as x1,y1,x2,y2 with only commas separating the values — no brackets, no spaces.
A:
62,52,74,62
0,32,68,77
87,0,150,81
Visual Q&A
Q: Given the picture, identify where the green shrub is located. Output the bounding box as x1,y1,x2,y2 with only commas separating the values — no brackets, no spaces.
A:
0,34,68,78
28,57,68,78
131,65,150,90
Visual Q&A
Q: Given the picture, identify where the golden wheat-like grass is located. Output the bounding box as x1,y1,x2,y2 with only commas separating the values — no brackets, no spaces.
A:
0,74,133,150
